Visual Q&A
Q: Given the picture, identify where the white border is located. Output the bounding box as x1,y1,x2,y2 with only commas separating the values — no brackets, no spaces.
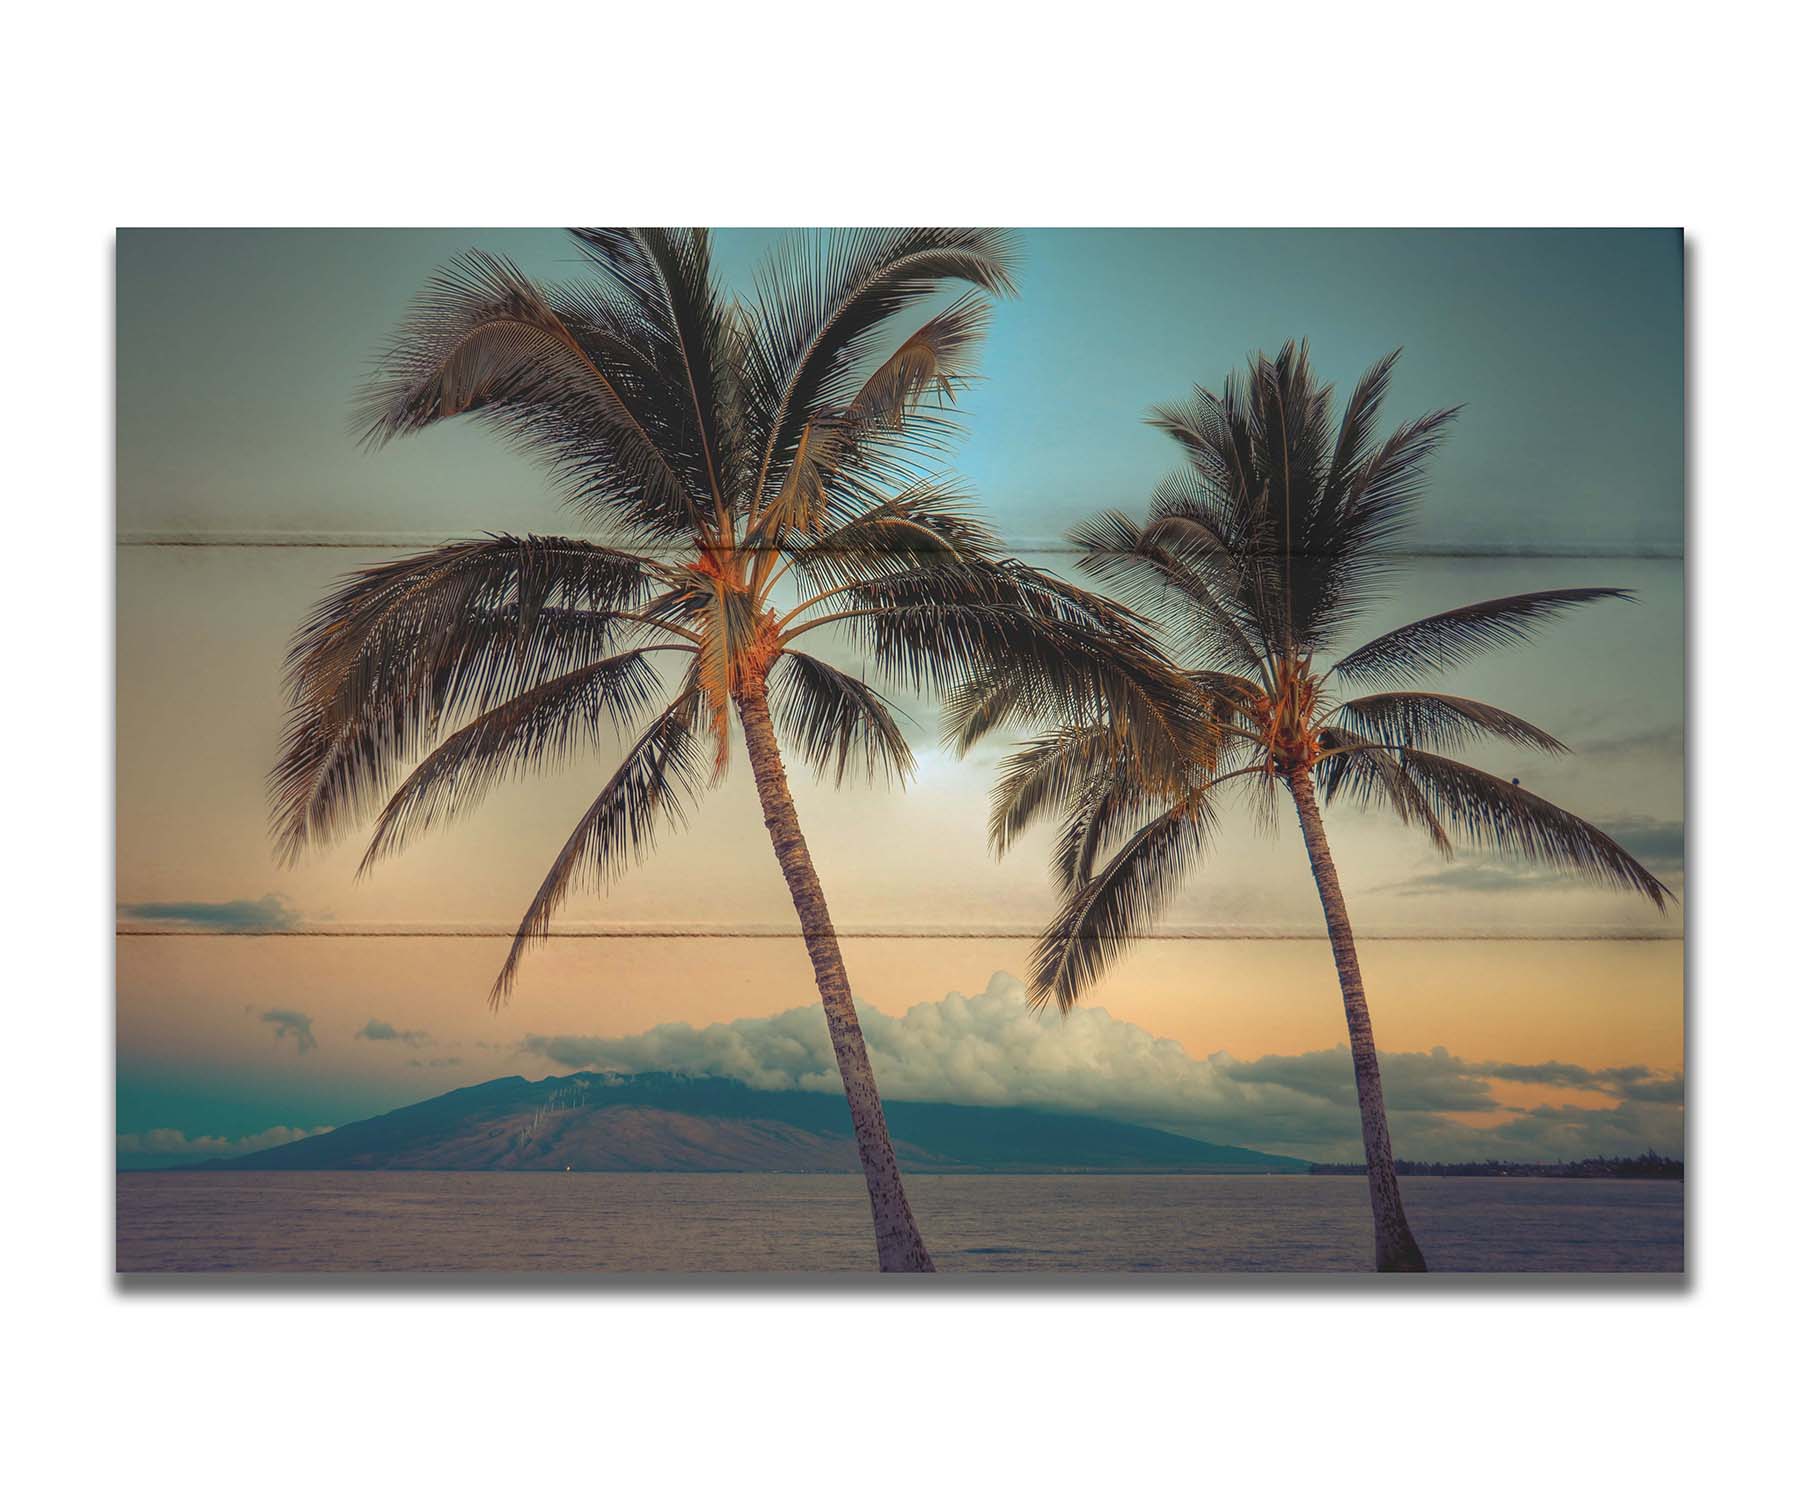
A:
8,4,1791,1494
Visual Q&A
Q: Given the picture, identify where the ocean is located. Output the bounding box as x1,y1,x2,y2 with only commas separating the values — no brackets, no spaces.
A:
115,1171,1683,1274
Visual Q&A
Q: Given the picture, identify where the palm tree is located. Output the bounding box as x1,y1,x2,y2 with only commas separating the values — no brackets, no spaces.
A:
271,228,1190,1272
955,342,1672,1272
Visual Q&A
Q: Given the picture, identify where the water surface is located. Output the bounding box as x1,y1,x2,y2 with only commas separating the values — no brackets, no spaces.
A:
116,1171,1682,1274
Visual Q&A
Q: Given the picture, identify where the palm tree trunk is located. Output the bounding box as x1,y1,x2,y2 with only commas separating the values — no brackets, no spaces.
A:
1287,766,1428,1273
732,682,935,1272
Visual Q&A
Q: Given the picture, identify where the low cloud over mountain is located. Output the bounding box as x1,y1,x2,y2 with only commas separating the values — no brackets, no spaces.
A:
519,973,1683,1162
118,1125,332,1162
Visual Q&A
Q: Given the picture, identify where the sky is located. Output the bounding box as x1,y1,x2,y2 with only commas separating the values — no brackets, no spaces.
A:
115,228,1684,1166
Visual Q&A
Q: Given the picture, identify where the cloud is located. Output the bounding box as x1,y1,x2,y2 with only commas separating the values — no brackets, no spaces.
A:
355,1019,430,1046
1473,1099,1684,1159
117,1125,332,1159
518,973,1683,1162
1605,816,1685,871
1573,723,1683,759
1375,795,1684,900
1381,863,1577,898
1480,1060,1686,1102
408,1056,464,1069
118,894,300,930
1380,812,1684,899
260,1008,317,1055
1224,1046,1498,1114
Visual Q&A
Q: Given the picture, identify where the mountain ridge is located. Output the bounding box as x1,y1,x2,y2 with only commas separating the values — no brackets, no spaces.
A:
190,1071,1311,1174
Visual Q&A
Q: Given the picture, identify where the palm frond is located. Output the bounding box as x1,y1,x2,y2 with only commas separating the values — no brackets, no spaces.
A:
1069,506,1268,676
1251,340,1335,550
939,630,1212,765
1049,769,1180,893
359,647,689,872
1327,588,1634,689
939,657,1102,760
1030,795,1217,1011
354,251,705,537
621,229,735,519
985,723,1135,857
801,559,1210,767
743,229,1018,520
1294,402,1461,646
1187,670,1266,715
1145,357,1289,586
1313,730,1452,854
767,650,915,787
1395,748,1673,907
751,413,839,546
778,478,998,598
1320,349,1400,499
272,537,669,862
1334,691,1568,756
846,292,990,431
490,687,709,1002
568,229,741,510
1147,379,1256,516
744,294,995,551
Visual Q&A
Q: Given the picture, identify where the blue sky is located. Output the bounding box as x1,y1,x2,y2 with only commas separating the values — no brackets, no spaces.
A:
118,228,1682,551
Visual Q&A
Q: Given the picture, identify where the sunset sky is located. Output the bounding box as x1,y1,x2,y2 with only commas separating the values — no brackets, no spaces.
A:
115,228,1683,1167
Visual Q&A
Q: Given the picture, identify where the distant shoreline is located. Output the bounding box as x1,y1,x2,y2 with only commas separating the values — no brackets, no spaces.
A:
1309,1153,1682,1181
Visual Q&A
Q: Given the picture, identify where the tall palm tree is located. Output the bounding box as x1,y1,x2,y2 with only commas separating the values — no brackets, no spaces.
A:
271,228,1190,1272
955,342,1672,1272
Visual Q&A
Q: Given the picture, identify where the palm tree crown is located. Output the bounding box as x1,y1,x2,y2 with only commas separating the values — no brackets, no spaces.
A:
271,229,1186,998
960,340,1671,1010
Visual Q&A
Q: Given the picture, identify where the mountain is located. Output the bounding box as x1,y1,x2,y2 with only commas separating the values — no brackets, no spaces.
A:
196,1072,1309,1174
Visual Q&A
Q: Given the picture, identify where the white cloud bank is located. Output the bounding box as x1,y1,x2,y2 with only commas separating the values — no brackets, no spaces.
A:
521,973,1683,1162
117,1125,333,1159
